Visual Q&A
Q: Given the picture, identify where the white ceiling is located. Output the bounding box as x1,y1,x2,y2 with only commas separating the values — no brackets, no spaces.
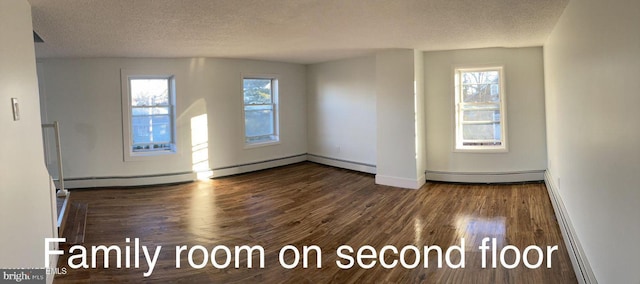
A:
28,0,569,64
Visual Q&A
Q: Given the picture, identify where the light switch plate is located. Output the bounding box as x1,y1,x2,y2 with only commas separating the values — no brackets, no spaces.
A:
11,98,20,121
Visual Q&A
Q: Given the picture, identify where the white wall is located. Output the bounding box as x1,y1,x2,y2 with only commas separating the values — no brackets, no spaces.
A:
0,0,57,278
306,56,377,172
424,47,547,182
544,0,640,282
37,58,307,184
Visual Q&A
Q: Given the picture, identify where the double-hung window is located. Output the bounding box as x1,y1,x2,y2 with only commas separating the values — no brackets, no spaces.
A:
122,71,176,160
454,67,507,151
243,77,279,146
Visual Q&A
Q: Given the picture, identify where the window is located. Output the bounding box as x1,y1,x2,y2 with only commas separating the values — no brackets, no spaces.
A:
243,77,279,146
454,67,507,151
121,71,176,160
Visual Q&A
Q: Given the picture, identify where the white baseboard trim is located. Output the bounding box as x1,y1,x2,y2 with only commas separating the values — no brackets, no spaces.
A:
47,176,59,284
211,154,307,178
375,174,425,189
426,170,544,183
61,172,195,189
544,171,597,284
307,154,376,174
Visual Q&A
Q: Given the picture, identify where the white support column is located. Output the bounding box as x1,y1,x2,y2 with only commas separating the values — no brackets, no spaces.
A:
375,49,426,189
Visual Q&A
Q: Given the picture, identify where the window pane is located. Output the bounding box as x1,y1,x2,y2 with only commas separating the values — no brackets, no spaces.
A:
132,115,171,144
243,79,272,105
461,70,500,103
244,108,274,137
463,110,500,122
151,115,171,143
130,79,169,106
463,123,501,141
132,116,151,144
462,84,499,103
132,107,170,116
462,71,499,84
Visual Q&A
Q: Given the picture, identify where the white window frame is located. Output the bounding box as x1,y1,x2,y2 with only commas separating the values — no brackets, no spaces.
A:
242,75,280,148
121,69,177,161
454,66,508,152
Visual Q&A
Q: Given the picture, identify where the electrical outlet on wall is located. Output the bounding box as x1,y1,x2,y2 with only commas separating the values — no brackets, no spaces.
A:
11,98,20,121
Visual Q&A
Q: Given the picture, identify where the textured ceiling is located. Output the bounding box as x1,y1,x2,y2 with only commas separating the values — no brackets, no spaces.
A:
28,0,569,64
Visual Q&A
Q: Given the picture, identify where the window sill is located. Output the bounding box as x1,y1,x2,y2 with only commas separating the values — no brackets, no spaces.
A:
244,140,280,149
124,150,177,162
453,147,508,154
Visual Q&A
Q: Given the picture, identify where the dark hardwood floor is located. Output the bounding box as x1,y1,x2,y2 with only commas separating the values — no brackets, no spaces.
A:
54,162,576,283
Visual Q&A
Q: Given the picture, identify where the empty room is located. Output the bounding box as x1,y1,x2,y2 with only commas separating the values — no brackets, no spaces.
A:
1,0,638,283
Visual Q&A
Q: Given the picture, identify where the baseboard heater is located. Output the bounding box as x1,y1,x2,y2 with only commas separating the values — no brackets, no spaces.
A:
426,170,545,183
306,154,376,174
544,171,598,284
63,171,196,189
210,154,308,178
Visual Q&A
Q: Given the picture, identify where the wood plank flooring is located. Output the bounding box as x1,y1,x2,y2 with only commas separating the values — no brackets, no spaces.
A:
54,162,576,283
60,201,88,245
